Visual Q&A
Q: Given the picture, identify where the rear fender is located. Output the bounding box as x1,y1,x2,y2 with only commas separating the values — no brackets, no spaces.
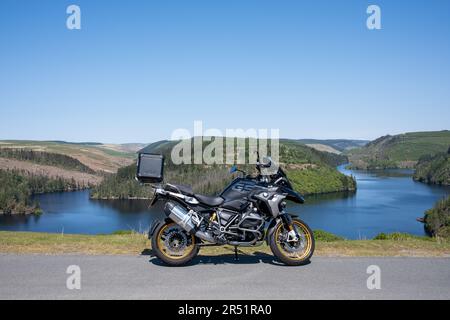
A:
150,193,159,206
147,218,172,239
148,219,161,239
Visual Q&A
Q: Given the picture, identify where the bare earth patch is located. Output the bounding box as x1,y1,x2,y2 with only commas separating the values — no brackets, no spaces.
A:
0,141,135,173
0,158,102,186
306,143,342,154
285,163,318,170
72,150,132,173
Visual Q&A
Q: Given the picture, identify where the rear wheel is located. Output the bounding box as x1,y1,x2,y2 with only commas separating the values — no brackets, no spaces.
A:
269,218,314,266
151,221,199,266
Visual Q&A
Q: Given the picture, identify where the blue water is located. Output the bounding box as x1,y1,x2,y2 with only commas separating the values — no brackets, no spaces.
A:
293,165,450,239
0,191,165,235
0,166,448,239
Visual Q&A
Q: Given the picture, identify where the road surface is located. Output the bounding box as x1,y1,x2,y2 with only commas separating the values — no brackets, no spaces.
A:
1,254,449,299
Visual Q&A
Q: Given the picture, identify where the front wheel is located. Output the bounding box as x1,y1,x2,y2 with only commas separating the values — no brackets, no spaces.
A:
151,221,199,266
269,218,315,266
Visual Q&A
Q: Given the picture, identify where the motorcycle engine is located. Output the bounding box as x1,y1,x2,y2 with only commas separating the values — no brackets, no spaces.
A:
211,207,264,243
239,212,263,229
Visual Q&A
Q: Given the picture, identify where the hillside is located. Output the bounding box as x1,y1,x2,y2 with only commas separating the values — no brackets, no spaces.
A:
0,148,96,174
413,149,450,186
139,138,349,167
0,140,138,214
0,169,88,214
347,130,450,169
91,137,356,199
0,158,101,186
294,139,369,154
0,140,136,173
99,143,148,154
90,164,152,199
424,195,450,238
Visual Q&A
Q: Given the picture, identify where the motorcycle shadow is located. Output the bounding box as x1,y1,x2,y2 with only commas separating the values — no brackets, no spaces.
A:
142,249,308,267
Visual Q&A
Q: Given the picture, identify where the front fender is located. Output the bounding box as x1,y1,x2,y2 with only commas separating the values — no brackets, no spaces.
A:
265,218,278,246
265,214,299,245
280,186,305,204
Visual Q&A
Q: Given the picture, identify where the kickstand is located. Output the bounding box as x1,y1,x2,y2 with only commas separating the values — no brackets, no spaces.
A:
234,246,239,261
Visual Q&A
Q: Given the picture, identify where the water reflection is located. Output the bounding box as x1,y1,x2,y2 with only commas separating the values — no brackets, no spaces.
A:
93,199,152,213
304,190,356,204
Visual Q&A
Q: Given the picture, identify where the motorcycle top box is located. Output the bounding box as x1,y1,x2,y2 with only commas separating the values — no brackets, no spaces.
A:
136,153,164,183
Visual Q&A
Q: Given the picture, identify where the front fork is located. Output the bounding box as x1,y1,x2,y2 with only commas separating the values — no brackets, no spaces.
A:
266,214,300,245
280,213,299,241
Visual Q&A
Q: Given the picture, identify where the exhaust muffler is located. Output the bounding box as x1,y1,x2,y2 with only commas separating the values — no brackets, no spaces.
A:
163,202,216,243
164,202,195,232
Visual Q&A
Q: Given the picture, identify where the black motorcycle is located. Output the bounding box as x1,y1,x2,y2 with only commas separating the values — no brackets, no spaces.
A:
136,153,315,266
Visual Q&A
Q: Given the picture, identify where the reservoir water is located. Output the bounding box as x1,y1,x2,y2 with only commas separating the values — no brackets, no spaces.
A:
0,166,448,239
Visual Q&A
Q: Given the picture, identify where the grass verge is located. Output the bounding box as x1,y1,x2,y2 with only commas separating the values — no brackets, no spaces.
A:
1,231,450,257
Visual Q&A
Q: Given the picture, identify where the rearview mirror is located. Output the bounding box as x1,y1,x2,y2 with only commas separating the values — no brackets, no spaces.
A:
261,156,272,168
229,165,237,173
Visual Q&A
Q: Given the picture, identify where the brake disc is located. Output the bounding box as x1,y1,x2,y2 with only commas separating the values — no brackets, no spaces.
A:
164,229,188,255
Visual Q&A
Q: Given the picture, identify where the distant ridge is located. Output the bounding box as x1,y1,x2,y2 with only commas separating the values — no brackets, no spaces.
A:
45,140,103,146
138,138,369,155
347,130,450,169
294,139,369,153
0,140,136,173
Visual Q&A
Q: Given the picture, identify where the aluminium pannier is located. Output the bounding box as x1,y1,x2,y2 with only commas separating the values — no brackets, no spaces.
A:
136,153,164,183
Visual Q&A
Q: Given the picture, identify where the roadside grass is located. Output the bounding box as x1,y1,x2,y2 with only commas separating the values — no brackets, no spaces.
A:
0,231,149,255
1,231,449,257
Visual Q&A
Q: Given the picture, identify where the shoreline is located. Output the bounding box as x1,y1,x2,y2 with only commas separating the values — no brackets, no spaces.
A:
90,196,152,200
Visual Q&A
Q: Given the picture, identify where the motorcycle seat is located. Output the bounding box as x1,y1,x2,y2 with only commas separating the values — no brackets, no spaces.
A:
194,194,225,207
164,184,194,196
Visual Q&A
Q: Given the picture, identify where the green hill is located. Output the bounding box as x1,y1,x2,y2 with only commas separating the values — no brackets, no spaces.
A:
0,140,141,213
91,137,356,199
0,169,86,214
139,138,348,167
413,148,450,186
347,130,450,169
424,195,450,238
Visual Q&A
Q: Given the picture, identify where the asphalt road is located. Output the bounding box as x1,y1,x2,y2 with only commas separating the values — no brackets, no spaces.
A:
1,253,449,299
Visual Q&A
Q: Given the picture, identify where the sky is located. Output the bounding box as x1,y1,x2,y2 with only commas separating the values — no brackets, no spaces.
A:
1,0,450,143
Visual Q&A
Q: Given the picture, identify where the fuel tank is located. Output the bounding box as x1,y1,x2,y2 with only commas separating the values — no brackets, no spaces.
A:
220,177,259,201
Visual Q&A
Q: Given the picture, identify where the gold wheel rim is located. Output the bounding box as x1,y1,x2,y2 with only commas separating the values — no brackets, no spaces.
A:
156,222,196,260
275,220,312,261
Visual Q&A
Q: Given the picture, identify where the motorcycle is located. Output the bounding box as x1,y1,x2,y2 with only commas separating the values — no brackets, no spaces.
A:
136,153,314,266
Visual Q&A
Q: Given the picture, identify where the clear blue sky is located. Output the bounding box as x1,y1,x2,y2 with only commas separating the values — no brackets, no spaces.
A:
1,0,449,143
